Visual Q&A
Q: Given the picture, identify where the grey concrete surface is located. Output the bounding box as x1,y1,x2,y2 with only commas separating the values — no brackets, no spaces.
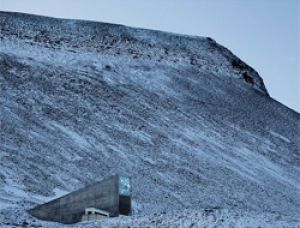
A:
28,175,131,224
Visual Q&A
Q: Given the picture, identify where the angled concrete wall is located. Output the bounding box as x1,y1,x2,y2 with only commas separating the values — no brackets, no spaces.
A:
28,175,131,224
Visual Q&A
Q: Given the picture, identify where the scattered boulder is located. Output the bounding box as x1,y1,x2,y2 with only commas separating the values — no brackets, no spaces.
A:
241,72,254,85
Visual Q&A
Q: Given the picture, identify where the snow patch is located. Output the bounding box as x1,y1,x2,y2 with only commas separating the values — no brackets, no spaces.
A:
51,122,90,149
270,130,291,143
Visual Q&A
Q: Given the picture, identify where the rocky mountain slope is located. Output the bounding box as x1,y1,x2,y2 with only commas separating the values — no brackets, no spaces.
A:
0,12,299,226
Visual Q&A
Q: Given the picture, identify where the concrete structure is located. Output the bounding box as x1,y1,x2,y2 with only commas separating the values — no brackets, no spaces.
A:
81,208,110,222
28,175,131,224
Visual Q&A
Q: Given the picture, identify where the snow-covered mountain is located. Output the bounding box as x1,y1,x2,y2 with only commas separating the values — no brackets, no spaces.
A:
0,12,299,227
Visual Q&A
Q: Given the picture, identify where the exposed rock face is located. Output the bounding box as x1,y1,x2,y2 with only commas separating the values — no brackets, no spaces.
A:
0,11,299,225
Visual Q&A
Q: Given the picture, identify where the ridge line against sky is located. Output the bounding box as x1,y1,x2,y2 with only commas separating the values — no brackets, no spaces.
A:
0,0,299,112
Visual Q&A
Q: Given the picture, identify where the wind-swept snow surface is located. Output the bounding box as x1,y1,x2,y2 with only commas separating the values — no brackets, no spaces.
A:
0,12,299,227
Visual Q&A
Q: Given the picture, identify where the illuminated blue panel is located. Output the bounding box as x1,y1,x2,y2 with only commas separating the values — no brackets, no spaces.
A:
119,176,131,196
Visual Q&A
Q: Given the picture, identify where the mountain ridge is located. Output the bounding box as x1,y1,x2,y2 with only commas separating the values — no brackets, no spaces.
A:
0,11,299,226
0,11,269,95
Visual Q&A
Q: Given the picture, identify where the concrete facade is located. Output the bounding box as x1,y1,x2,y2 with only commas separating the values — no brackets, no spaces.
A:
28,175,131,224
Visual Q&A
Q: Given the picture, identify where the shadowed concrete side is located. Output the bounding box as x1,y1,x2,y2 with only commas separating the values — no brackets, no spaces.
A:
28,175,131,224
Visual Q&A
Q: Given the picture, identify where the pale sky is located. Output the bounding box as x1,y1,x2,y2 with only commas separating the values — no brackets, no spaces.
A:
1,0,299,112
